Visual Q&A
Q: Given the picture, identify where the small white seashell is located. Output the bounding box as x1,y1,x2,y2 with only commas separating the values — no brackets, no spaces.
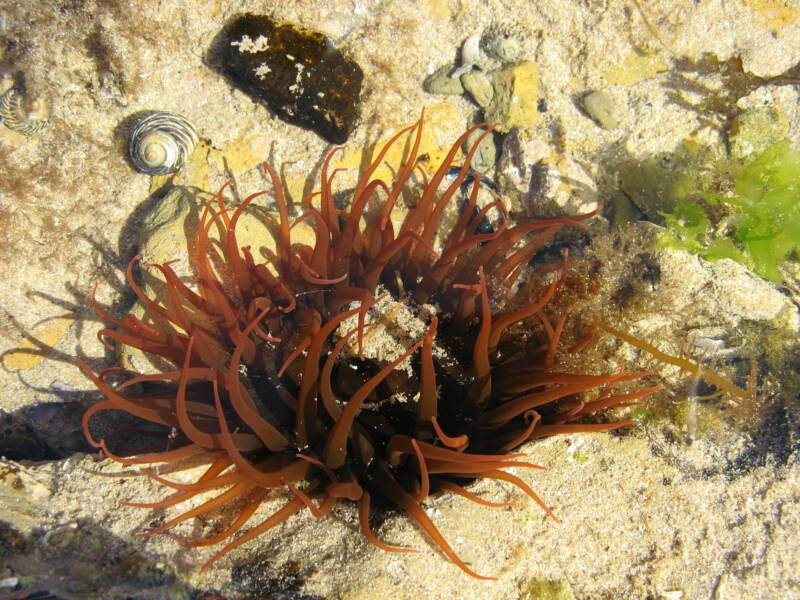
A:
0,86,49,136
460,33,482,68
450,33,483,79
128,111,198,175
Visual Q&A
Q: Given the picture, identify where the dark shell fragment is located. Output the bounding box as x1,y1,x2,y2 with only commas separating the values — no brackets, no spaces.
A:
219,14,363,144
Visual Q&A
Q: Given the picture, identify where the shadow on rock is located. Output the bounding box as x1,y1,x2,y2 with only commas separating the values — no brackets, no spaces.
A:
0,517,323,600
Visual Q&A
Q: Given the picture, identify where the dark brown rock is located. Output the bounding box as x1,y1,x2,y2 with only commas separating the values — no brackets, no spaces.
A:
219,14,363,144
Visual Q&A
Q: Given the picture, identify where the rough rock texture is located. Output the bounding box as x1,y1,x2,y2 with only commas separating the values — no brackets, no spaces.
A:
1,431,798,600
484,61,540,133
1,0,799,599
709,259,793,321
218,13,364,144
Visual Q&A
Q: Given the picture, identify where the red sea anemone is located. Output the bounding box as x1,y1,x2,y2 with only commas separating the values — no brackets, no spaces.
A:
77,114,658,579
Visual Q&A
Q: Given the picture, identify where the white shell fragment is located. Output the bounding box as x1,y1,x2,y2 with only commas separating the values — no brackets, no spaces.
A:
128,111,198,175
461,33,482,68
0,86,49,136
451,33,483,78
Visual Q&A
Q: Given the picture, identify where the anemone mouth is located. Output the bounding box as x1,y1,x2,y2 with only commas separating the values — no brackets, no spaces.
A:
78,113,657,580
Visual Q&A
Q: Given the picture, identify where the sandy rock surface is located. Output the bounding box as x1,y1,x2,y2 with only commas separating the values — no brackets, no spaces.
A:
1,0,799,599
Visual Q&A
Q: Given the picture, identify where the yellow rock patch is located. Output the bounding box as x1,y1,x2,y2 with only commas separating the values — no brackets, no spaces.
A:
426,0,452,19
3,317,72,370
744,0,797,28
485,61,540,133
161,104,466,213
601,51,669,86
329,102,465,185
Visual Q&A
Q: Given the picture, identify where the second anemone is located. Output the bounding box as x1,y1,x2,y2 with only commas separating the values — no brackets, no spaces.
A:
78,114,658,579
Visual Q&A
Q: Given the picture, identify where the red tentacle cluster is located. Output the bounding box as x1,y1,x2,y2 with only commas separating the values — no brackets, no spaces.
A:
78,114,657,579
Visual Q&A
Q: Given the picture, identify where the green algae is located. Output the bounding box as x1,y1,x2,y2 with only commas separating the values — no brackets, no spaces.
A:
618,141,720,221
520,580,576,600
659,140,800,282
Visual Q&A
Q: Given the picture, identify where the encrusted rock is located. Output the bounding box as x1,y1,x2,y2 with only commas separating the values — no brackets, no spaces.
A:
0,460,50,546
606,223,793,323
655,246,712,310
218,13,363,144
484,60,540,133
520,580,577,600
729,106,790,161
616,145,716,222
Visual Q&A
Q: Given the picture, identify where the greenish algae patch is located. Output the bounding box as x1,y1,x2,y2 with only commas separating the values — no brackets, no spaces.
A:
618,139,720,221
660,140,800,282
520,579,576,600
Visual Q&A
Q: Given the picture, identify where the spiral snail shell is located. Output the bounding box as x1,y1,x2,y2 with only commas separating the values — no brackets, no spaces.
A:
0,86,49,136
128,111,198,175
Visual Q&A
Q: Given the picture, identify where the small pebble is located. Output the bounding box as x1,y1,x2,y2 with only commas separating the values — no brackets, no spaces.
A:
461,71,494,108
583,90,620,129
464,128,496,174
423,64,465,95
460,33,482,68
0,577,18,589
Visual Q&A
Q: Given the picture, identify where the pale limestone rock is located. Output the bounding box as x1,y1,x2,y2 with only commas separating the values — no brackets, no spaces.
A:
709,258,792,321
614,229,790,323
657,248,712,310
